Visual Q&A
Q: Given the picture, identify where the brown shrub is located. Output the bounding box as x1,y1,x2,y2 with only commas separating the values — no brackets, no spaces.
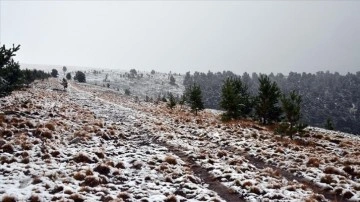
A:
85,169,93,176
73,172,86,181
250,186,262,194
94,164,111,176
2,143,14,153
21,142,33,150
42,130,52,139
217,150,227,158
343,166,355,175
28,195,40,202
117,192,131,201
320,175,336,184
324,166,346,176
64,189,73,195
81,176,100,187
2,195,17,202
73,153,92,163
164,156,177,165
306,158,320,167
94,151,105,159
115,162,125,169
21,157,30,164
69,194,85,202
241,181,253,188
343,191,354,199
164,195,177,202
50,150,60,157
132,161,143,170
275,147,284,153
45,123,56,131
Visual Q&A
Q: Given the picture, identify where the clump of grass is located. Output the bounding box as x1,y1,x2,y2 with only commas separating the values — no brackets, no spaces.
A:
32,176,42,184
132,161,143,170
117,192,131,201
320,174,336,184
73,152,92,163
343,191,354,199
28,194,40,202
2,143,14,153
69,193,85,202
42,131,53,139
115,161,125,169
73,172,86,181
21,142,33,150
2,195,17,202
164,155,177,165
85,169,93,176
324,166,346,176
45,122,56,131
275,147,284,153
343,165,355,175
241,180,253,188
250,186,262,195
217,150,227,158
164,195,177,202
94,164,111,176
306,157,320,167
81,176,100,187
94,151,105,159
21,157,30,164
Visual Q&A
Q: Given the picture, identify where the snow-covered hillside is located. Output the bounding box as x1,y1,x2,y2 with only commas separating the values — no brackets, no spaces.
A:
85,70,185,100
1,79,360,201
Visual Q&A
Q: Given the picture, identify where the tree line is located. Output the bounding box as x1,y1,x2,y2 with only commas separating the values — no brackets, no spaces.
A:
0,44,50,97
183,70,360,135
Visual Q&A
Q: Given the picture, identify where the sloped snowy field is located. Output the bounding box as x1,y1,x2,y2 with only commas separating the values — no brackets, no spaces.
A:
1,78,360,202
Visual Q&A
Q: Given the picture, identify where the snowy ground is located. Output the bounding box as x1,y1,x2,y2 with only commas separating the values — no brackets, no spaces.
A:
1,78,360,202
84,69,185,101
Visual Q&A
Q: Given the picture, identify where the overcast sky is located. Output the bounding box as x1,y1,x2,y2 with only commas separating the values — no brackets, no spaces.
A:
1,1,360,75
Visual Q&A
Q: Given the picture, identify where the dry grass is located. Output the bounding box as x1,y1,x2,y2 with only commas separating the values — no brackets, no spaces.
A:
2,143,14,153
164,195,177,202
73,172,86,181
324,166,346,176
2,195,17,202
132,161,143,170
94,164,111,175
115,161,125,169
69,194,85,202
164,155,177,165
28,195,40,202
306,157,320,167
45,123,56,131
80,176,100,187
117,192,131,201
73,153,92,163
320,174,336,184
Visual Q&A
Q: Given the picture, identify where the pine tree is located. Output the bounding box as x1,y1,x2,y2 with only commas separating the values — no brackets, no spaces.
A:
220,77,252,120
255,74,282,124
74,71,86,82
51,69,58,78
324,118,335,130
169,75,176,85
66,72,71,80
62,66,67,75
276,91,306,139
167,93,176,109
186,83,204,115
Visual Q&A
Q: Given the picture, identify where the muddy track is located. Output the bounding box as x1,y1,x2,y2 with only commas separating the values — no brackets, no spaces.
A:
244,154,347,202
153,123,347,202
152,139,246,202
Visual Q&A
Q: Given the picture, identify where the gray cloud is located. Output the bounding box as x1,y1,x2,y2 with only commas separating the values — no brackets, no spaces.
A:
1,1,359,75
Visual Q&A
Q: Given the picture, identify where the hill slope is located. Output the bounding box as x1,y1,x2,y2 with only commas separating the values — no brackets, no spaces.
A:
1,79,359,201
